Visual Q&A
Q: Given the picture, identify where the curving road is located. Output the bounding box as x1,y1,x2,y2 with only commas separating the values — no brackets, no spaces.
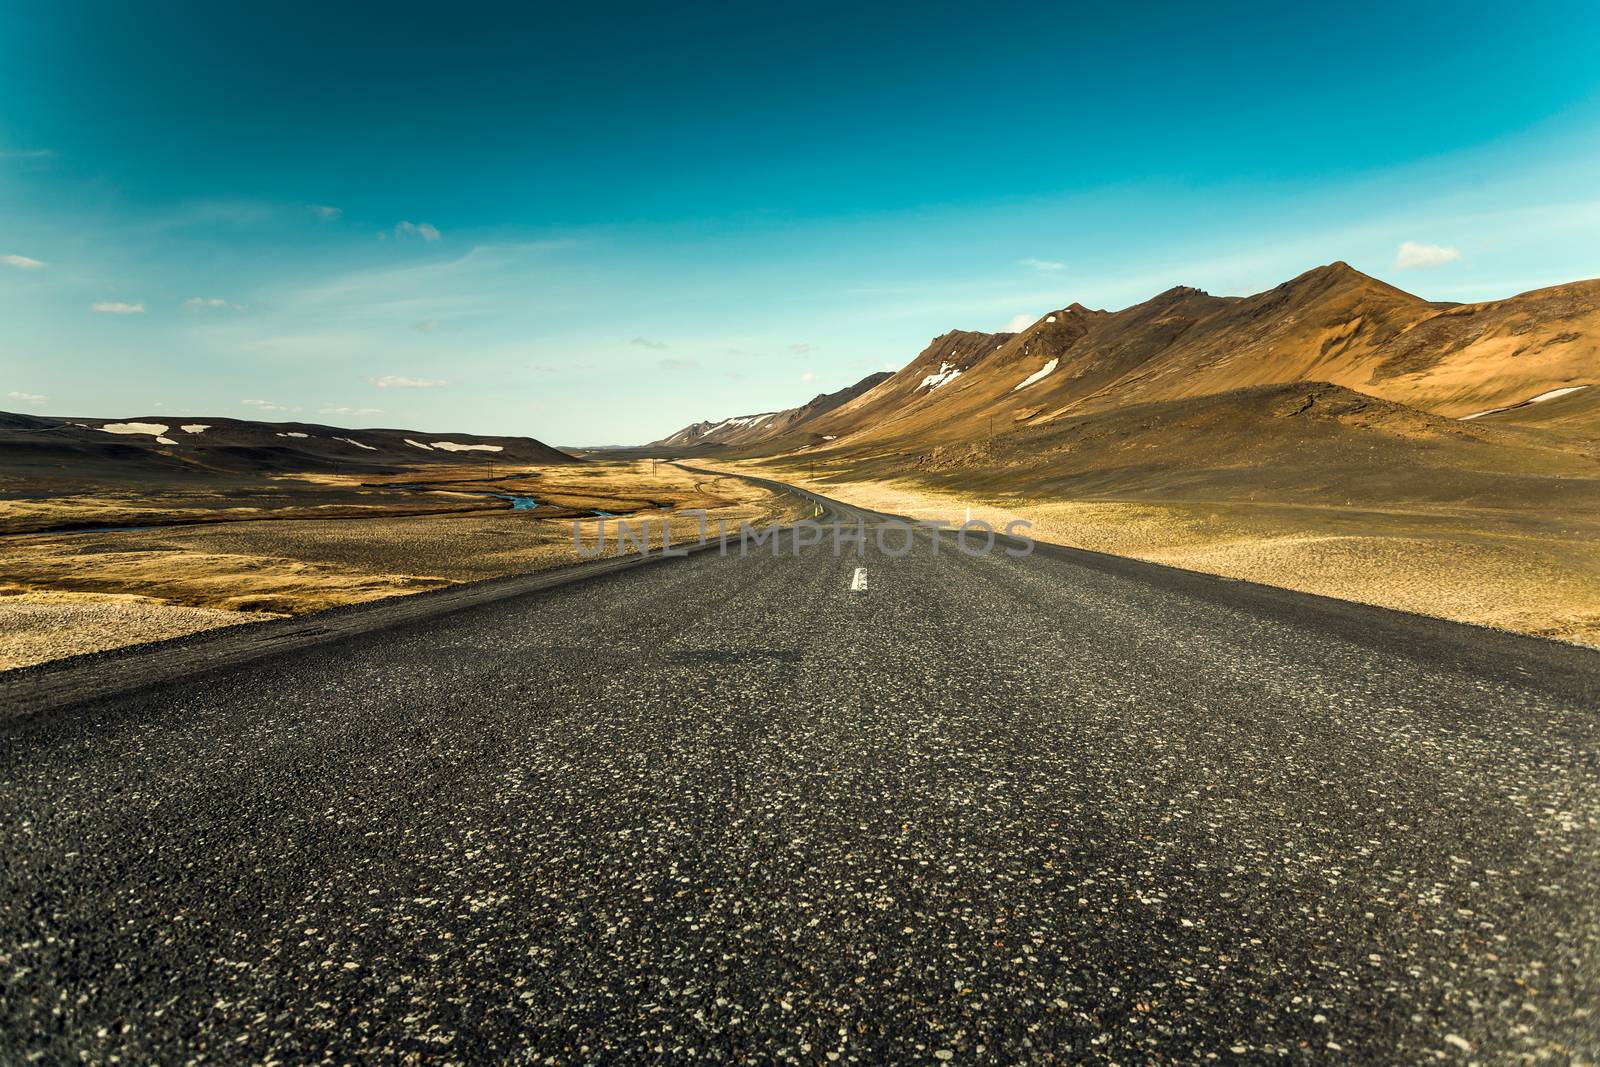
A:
1,478,1597,1063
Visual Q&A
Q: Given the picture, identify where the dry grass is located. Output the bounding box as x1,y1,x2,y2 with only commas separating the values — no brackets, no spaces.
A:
0,460,802,669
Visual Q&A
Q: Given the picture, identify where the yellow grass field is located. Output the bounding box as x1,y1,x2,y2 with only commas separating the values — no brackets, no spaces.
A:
0,461,803,669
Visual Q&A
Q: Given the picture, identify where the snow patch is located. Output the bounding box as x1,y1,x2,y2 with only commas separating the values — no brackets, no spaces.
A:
1527,385,1589,404
918,361,963,391
99,422,170,437
431,441,504,453
707,413,777,435
180,424,210,434
1460,384,1590,420
405,438,434,451
154,436,178,445
1012,358,1060,391
1046,315,1056,323
335,436,378,451
276,431,310,438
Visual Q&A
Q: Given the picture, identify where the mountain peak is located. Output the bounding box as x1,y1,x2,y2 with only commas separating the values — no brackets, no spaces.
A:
1152,285,1209,301
1273,260,1430,308
1288,261,1374,287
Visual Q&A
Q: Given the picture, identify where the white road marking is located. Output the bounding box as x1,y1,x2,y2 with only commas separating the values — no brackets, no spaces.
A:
850,567,868,593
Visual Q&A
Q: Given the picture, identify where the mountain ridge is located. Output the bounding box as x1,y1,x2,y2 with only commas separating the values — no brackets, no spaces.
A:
648,262,1599,455
0,412,579,478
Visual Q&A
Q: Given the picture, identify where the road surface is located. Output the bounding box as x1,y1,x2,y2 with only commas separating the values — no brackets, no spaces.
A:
2,482,1597,1063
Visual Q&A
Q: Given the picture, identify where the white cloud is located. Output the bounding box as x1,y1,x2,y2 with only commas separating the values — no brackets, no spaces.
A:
92,301,146,314
370,375,448,388
658,358,698,370
630,336,667,349
241,398,301,412
789,343,815,354
184,297,242,311
3,254,44,269
1004,313,1036,332
1019,257,1066,272
311,204,343,221
1394,241,1461,269
395,220,442,241
800,371,817,383
8,390,47,404
413,319,439,332
320,406,384,415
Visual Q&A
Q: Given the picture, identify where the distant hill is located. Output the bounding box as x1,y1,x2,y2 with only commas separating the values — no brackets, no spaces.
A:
652,371,892,448
0,412,578,480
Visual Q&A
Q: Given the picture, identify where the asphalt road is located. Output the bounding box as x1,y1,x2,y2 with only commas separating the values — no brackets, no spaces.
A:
2,484,1598,1064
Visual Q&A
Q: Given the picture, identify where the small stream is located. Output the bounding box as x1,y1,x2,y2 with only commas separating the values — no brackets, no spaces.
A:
385,482,540,510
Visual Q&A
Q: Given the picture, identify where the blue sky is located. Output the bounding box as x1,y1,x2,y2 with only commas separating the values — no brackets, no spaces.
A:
3,1,1599,444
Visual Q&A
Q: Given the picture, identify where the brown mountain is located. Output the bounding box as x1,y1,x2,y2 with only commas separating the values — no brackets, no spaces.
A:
654,263,1598,456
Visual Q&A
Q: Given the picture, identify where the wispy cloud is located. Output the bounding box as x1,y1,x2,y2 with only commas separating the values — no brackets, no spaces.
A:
92,301,146,315
184,297,242,311
630,336,667,349
800,371,817,383
0,148,52,160
394,220,442,241
241,398,301,412
370,375,448,388
7,390,47,404
789,342,814,354
1004,313,1036,332
1019,257,1066,272
3,254,45,269
413,319,439,332
1394,241,1461,269
320,405,384,415
284,241,571,315
658,358,698,370
311,204,343,221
